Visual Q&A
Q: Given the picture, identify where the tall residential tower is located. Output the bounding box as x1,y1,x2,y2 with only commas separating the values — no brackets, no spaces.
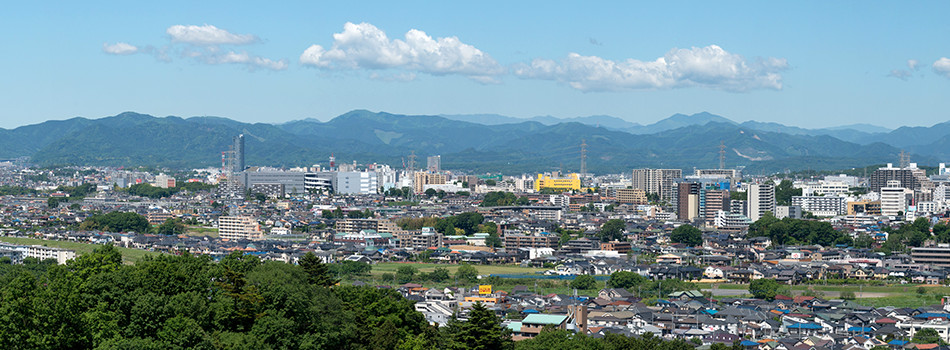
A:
233,134,245,174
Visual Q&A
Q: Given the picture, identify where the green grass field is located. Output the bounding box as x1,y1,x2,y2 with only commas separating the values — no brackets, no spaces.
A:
0,237,157,264
186,226,219,237
348,262,589,294
368,262,545,277
855,295,944,308
702,282,950,295
699,282,950,308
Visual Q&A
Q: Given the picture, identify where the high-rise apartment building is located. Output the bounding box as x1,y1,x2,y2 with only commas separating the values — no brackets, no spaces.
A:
703,189,731,224
427,155,441,172
868,163,930,193
631,169,682,202
413,172,447,193
747,182,776,222
233,134,245,173
676,182,701,222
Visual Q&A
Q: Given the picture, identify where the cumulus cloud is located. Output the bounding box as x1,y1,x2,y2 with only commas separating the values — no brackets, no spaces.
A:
300,22,503,81
204,51,288,70
102,42,138,55
934,58,950,79
166,24,257,45
888,59,922,80
512,45,787,92
103,24,285,71
887,69,912,80
369,72,417,82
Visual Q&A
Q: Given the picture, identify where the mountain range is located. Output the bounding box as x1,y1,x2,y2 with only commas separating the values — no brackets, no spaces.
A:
1,110,947,174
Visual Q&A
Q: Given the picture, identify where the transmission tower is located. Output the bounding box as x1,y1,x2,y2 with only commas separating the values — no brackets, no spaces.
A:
407,151,417,172
221,145,241,197
719,141,726,169
580,139,588,176
899,150,910,169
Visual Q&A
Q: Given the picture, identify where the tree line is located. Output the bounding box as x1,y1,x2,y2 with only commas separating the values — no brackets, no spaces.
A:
747,212,852,247
125,182,216,199
0,247,704,349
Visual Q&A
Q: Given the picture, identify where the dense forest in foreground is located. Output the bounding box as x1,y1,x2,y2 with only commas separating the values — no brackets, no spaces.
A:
0,246,701,350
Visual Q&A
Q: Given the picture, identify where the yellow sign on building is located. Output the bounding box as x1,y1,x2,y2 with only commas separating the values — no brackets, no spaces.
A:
534,173,581,192
478,285,492,295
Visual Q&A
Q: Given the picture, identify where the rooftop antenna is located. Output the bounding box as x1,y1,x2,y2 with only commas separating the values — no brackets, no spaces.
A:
899,150,910,169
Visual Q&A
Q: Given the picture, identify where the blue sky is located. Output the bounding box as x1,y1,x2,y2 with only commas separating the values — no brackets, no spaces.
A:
2,1,949,129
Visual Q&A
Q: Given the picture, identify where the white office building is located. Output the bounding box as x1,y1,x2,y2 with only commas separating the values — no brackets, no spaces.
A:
881,180,913,217
334,171,378,195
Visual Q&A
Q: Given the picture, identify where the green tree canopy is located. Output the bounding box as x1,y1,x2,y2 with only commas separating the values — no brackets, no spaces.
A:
606,271,648,291
749,278,781,300
397,265,418,283
747,212,851,247
913,328,944,345
80,211,150,233
480,192,529,207
670,224,703,246
456,263,479,284
444,303,513,350
299,252,338,287
570,275,597,290
155,218,186,235
774,179,802,206
598,219,626,242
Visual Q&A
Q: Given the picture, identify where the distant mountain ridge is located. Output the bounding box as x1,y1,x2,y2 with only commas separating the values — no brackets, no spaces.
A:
443,111,896,140
2,110,946,174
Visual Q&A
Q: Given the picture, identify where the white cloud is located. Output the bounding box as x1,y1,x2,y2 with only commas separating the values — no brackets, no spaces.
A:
887,69,912,80
104,24,285,71
513,45,788,92
102,42,138,55
208,51,288,70
369,72,417,82
166,24,257,45
181,47,286,70
889,59,921,80
300,22,503,81
934,57,950,79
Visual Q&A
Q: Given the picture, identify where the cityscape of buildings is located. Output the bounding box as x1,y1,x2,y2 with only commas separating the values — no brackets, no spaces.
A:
4,135,950,347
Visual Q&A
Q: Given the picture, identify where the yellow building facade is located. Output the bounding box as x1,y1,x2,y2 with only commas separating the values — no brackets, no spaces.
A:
534,173,581,192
